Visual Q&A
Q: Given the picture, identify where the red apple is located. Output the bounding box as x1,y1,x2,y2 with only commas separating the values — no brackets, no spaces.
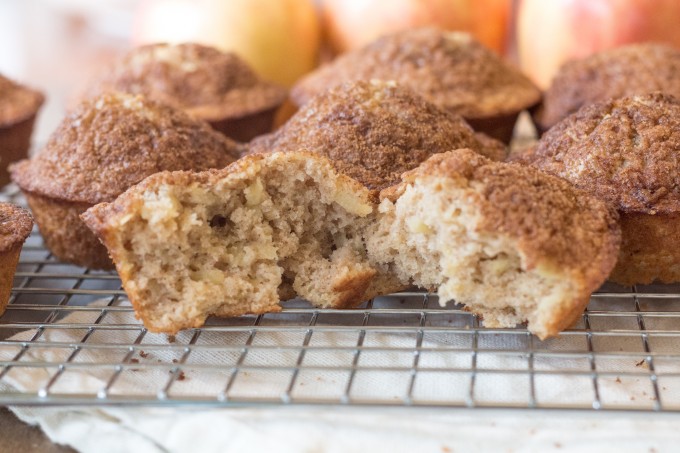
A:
320,0,511,55
518,0,680,88
133,0,322,87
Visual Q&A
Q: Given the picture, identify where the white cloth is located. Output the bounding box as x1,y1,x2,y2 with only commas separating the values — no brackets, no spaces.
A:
3,299,680,452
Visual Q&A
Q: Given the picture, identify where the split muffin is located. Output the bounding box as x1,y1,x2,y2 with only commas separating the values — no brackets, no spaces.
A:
11,92,240,269
291,28,541,143
535,43,680,133
0,203,33,315
0,74,44,186
250,80,507,191
83,150,620,339
81,43,287,142
519,92,680,285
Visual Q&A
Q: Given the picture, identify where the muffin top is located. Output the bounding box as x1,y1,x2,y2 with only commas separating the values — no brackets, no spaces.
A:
291,28,540,120
0,75,45,127
0,203,33,254
537,43,680,131
524,92,680,215
82,43,287,121
11,92,240,204
250,80,507,190
383,149,621,277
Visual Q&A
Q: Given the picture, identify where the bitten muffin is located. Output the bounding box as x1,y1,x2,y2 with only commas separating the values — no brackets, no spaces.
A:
249,80,507,191
291,28,541,143
83,150,619,339
519,92,680,285
0,75,44,187
11,92,240,269
81,43,288,142
367,150,620,339
83,151,402,332
535,43,680,133
0,203,33,315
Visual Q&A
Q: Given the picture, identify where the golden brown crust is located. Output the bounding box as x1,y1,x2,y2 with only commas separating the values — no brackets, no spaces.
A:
291,28,540,123
24,193,113,270
83,43,287,124
536,43,680,132
11,92,240,205
388,149,621,289
609,212,680,285
11,92,240,269
0,245,22,316
0,203,33,254
0,75,44,187
249,80,507,190
528,92,680,215
0,74,44,127
0,203,33,316
0,114,39,187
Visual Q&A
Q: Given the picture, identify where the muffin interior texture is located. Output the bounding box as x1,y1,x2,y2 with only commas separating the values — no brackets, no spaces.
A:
87,154,379,332
367,176,576,339
85,151,619,338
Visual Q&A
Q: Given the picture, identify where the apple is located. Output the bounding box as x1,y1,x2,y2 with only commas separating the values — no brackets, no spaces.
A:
518,0,680,88
133,0,322,87
320,0,511,55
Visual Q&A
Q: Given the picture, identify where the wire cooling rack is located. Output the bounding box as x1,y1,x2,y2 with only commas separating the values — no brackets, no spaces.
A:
1,184,680,411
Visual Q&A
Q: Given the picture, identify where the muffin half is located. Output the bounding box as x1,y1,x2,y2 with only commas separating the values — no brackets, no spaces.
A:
0,74,44,187
0,203,33,315
82,43,288,142
291,28,541,143
11,93,240,269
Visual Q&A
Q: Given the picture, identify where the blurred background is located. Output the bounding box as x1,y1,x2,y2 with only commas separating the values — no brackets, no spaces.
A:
2,0,680,144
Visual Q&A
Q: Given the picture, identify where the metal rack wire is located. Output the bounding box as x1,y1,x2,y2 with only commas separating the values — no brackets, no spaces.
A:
1,185,680,411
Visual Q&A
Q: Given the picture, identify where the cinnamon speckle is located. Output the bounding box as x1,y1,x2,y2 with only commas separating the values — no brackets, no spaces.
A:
250,79,507,191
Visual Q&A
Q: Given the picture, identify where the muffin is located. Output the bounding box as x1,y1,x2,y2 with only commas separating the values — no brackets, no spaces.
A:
83,151,399,332
367,149,620,339
83,149,619,338
520,92,680,285
81,43,288,142
0,203,33,315
0,75,44,187
291,28,541,143
11,92,240,269
250,80,507,191
535,43,680,133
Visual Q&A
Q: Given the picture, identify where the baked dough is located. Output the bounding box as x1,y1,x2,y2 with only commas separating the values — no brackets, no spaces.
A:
83,150,619,339
250,80,507,191
516,92,680,285
291,28,541,143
